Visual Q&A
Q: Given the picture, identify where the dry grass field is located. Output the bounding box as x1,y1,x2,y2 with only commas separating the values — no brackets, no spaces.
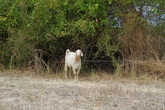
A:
0,71,165,110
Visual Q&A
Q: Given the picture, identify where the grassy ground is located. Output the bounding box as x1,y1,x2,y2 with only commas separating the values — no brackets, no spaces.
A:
0,70,165,110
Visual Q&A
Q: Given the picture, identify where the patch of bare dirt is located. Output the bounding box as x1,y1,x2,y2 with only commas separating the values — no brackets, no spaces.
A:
0,72,165,110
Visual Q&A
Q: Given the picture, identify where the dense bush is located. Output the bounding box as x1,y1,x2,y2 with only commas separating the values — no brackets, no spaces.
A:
0,0,165,74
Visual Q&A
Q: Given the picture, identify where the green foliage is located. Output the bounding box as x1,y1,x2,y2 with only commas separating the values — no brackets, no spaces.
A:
0,0,164,72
